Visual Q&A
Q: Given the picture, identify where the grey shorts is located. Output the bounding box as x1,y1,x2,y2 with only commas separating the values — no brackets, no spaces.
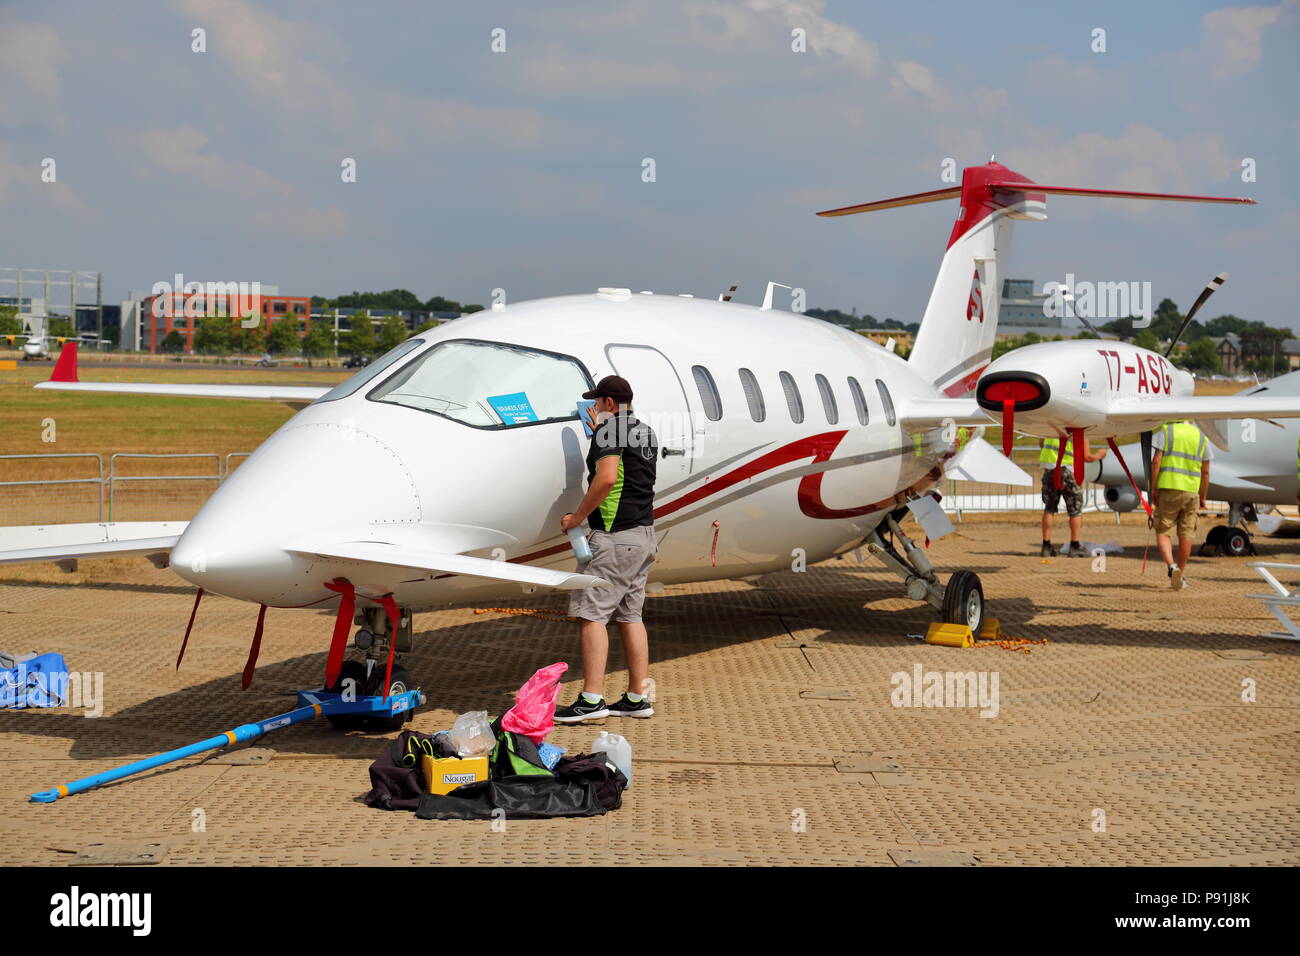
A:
1041,468,1083,518
568,526,657,624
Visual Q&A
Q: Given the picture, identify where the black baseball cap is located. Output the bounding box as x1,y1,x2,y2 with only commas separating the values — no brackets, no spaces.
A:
583,375,633,403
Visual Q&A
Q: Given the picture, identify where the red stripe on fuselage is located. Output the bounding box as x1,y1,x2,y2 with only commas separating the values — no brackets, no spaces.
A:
942,365,987,397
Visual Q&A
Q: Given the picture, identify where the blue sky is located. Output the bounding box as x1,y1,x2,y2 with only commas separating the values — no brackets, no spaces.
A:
1,0,1296,329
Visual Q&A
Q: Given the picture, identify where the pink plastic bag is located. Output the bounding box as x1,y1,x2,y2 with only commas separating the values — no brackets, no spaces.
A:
501,661,568,744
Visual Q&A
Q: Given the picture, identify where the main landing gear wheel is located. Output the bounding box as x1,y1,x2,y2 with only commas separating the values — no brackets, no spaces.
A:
1221,527,1251,557
942,570,984,635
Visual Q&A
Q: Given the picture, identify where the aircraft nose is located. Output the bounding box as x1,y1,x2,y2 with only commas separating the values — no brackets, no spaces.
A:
171,422,422,605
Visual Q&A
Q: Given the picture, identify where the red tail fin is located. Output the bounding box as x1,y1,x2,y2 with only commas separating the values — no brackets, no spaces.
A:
50,341,78,382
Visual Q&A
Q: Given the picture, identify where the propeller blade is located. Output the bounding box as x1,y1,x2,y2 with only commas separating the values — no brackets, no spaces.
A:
1164,272,1228,357
1070,428,1086,486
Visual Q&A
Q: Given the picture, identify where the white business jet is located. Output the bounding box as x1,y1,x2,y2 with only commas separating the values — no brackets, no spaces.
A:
5,160,1300,705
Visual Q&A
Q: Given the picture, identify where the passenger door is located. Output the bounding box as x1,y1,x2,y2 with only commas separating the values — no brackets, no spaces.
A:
605,343,695,490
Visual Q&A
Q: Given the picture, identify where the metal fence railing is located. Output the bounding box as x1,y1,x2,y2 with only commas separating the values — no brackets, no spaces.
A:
0,452,253,528
0,453,105,526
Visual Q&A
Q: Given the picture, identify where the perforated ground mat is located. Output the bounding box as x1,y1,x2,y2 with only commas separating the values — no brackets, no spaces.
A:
1,517,1296,866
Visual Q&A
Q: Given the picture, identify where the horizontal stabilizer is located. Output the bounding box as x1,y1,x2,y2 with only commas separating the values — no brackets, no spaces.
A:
945,437,1033,486
989,182,1255,205
0,522,186,566
288,540,607,590
816,186,961,217
898,397,990,429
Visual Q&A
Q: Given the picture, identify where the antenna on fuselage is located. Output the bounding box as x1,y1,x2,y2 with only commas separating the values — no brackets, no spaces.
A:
760,282,791,311
719,282,739,302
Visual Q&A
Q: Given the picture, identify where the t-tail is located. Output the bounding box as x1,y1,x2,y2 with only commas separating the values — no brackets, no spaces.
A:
817,160,1255,398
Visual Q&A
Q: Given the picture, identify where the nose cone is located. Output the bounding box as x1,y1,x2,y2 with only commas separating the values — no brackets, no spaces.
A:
172,422,422,605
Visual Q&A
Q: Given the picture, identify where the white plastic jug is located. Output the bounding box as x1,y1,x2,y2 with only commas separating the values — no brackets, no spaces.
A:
592,730,632,788
567,527,592,564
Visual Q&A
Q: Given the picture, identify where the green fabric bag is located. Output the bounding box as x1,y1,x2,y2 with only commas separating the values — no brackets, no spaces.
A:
489,730,553,778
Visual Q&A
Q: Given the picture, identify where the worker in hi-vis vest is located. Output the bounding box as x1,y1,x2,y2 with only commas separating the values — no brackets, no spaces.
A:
1149,420,1213,591
1038,432,1107,557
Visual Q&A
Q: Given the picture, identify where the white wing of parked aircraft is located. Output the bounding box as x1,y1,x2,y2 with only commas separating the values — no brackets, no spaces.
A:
33,344,329,408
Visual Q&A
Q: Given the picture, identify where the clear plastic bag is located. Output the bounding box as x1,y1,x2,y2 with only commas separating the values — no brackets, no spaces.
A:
449,710,495,757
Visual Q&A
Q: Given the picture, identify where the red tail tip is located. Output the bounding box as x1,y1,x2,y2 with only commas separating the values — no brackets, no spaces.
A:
49,341,79,383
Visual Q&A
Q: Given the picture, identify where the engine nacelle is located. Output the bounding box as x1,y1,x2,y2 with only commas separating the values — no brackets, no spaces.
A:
975,339,1191,441
1104,484,1139,513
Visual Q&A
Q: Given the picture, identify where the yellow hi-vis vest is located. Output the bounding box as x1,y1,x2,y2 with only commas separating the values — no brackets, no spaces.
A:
1039,437,1074,468
1156,422,1208,492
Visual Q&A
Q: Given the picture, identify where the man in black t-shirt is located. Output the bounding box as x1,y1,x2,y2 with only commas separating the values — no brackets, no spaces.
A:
556,375,659,722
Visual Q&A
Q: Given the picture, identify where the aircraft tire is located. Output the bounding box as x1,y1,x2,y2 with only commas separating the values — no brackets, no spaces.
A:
942,570,984,635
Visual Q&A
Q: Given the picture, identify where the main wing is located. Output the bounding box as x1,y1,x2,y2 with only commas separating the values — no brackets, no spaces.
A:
1105,394,1300,423
286,539,607,590
0,522,186,569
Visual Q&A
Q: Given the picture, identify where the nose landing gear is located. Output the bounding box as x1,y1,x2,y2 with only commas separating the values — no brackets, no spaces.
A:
326,604,418,732
866,509,985,635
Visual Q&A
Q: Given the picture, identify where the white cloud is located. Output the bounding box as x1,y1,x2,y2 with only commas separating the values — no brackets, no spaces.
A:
0,12,67,123
1007,124,1241,204
135,126,347,238
1201,1,1294,79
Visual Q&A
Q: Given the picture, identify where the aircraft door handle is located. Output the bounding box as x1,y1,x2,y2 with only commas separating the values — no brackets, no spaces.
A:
662,447,686,458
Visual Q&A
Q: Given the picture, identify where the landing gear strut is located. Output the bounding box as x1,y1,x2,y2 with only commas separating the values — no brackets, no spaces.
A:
866,510,985,635
327,604,417,731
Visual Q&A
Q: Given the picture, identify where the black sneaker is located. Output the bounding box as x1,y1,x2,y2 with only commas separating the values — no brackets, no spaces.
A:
554,696,609,723
607,694,654,718
1040,542,1057,557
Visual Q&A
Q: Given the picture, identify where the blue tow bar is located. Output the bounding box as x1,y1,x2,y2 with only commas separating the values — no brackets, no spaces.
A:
29,687,425,803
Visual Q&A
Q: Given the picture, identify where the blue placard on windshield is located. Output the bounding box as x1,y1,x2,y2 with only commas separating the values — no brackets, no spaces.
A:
487,392,539,425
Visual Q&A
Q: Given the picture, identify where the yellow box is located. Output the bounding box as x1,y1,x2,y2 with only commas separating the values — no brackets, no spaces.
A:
924,622,974,647
421,755,489,794
0,360,16,370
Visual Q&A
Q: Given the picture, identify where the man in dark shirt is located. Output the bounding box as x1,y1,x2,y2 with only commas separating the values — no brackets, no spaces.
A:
555,375,659,722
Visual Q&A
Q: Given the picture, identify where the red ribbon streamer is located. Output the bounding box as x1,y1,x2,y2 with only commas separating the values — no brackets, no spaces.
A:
322,579,356,688
1106,437,1153,518
379,595,401,701
242,604,267,690
176,587,204,671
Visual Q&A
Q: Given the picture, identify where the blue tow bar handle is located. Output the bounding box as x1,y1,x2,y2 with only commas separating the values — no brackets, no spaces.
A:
29,688,424,803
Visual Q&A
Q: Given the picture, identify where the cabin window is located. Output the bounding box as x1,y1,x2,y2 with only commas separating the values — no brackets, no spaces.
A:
315,337,425,403
876,378,897,427
367,339,591,429
692,365,723,421
738,368,765,422
847,376,869,425
779,371,804,424
815,374,839,425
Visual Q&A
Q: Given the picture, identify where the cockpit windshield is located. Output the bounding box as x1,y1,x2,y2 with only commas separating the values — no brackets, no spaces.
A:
313,338,426,404
367,339,592,429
